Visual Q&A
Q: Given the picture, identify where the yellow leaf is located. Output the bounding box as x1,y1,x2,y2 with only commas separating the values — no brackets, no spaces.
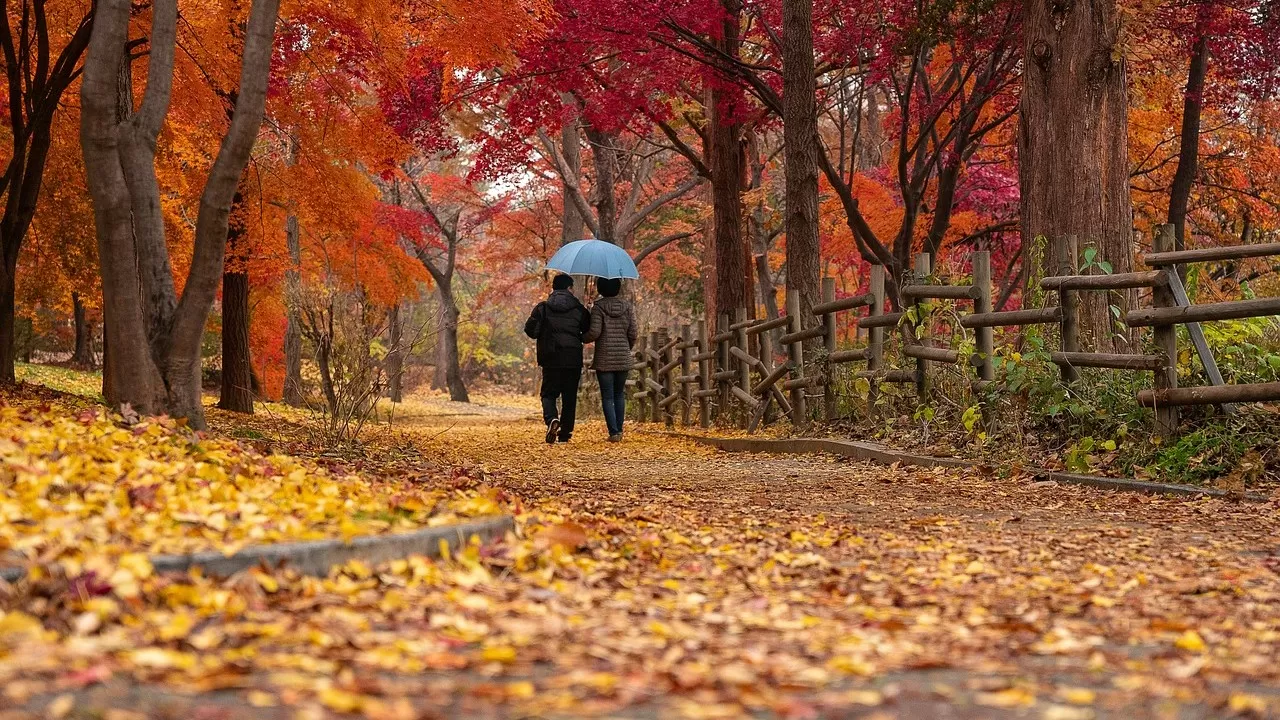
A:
843,690,883,706
481,645,517,663
1174,630,1206,653
118,553,153,579
246,691,277,707
0,610,46,638
253,570,280,593
319,687,364,713
1228,693,1267,713
506,681,536,699
975,688,1036,708
128,647,196,670
1058,687,1096,705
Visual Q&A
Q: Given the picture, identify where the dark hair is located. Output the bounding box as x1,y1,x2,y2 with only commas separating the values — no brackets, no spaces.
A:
597,277,622,297
552,274,574,290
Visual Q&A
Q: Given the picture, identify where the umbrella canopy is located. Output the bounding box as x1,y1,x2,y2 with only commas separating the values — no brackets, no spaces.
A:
545,239,639,279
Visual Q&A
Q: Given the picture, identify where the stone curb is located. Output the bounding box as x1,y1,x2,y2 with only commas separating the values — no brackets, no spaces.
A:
0,515,515,584
659,431,1270,503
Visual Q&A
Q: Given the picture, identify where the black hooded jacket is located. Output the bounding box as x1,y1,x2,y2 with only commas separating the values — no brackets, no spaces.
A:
524,289,590,368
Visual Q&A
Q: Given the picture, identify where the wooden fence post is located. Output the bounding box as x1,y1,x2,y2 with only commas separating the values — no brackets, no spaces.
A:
1055,235,1080,382
734,308,751,429
972,251,995,431
1152,225,1180,438
717,313,730,424
636,334,649,422
787,289,807,429
649,330,662,424
663,327,676,427
697,319,711,428
822,277,837,422
760,316,777,427
680,324,693,426
913,253,932,404
867,264,885,414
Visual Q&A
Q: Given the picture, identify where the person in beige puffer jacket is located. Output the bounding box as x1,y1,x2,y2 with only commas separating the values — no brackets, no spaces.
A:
583,277,637,442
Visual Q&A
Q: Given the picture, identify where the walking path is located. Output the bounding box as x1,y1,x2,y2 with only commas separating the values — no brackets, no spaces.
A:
7,412,1280,719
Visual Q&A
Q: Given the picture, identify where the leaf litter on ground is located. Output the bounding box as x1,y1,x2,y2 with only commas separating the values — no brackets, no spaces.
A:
2,387,1280,719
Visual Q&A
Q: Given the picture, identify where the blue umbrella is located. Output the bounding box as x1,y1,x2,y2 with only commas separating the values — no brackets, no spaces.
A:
546,239,639,279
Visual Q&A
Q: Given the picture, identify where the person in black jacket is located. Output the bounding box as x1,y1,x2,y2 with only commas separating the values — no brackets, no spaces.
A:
524,274,590,444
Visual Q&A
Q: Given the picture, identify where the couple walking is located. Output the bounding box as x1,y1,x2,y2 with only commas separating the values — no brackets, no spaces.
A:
524,274,636,444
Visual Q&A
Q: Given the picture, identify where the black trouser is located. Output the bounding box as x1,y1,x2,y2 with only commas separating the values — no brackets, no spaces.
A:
540,367,581,440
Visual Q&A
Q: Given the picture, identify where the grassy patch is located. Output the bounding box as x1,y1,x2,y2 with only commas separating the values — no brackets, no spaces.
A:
15,363,103,400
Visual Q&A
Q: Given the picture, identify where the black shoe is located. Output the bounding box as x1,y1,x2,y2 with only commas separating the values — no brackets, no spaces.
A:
545,419,560,444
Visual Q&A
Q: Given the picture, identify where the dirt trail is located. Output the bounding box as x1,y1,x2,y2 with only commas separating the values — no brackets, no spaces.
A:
10,416,1280,720
402,419,1280,719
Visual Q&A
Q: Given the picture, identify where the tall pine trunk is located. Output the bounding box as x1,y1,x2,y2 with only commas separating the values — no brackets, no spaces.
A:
710,0,749,318
1020,0,1134,352
781,0,821,321
218,197,253,414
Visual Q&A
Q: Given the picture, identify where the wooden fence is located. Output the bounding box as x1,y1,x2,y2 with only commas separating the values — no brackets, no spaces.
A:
628,224,1280,438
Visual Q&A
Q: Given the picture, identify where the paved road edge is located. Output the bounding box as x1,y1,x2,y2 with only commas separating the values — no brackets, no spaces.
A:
0,515,516,584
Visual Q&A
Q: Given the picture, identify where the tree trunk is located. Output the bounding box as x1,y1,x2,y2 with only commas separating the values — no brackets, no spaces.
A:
0,128,54,384
315,338,338,416
438,284,469,403
585,127,618,243
218,198,253,414
71,293,95,368
710,0,749,318
700,108,717,327
1167,32,1209,259
754,250,779,322
101,327,113,401
386,303,404,402
0,263,15,381
82,3,168,415
0,0,93,384
81,0,281,427
781,0,821,322
282,213,304,405
431,292,448,390
1019,0,1134,352
560,115,586,245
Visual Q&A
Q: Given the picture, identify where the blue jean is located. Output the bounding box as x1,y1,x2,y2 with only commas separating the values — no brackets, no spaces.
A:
597,370,628,436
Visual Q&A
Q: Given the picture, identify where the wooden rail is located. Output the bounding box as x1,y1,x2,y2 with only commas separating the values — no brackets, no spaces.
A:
1144,242,1280,266
1040,271,1167,291
625,225,1279,439
960,307,1060,329
1125,297,1280,327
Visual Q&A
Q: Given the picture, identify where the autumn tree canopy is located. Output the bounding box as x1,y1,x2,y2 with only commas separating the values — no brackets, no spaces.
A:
0,0,1275,420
